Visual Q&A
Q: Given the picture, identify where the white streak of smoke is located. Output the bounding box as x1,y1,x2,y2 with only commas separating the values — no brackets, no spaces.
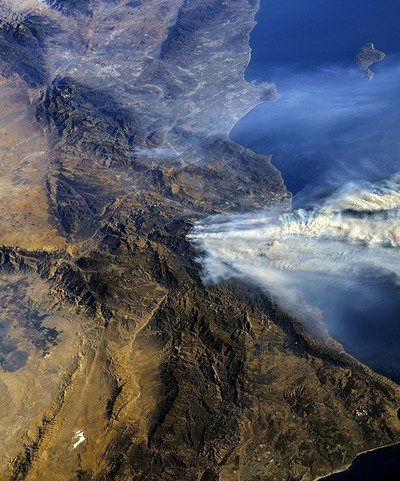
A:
189,173,400,311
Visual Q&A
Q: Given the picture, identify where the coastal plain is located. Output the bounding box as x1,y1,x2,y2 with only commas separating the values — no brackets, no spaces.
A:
0,1,398,481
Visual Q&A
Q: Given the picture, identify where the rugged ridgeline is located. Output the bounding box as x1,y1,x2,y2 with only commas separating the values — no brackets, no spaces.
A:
0,1,399,481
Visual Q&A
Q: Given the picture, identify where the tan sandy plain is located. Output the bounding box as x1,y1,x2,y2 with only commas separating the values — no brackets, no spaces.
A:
0,77,65,251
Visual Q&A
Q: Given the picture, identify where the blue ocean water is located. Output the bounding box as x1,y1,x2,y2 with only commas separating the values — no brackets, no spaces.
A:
231,0,400,382
322,442,400,481
246,0,400,77
231,2,400,479
234,0,400,198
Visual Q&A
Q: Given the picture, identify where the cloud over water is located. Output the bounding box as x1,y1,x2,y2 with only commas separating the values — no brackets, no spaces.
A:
189,173,400,313
190,49,400,379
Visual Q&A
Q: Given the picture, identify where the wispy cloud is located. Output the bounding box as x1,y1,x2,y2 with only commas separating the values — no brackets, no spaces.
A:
231,56,400,204
190,55,400,379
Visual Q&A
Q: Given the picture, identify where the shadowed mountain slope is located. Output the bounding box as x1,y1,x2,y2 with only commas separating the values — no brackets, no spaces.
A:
0,1,398,481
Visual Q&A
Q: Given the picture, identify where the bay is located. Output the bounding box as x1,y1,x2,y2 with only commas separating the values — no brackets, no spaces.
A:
232,2,400,479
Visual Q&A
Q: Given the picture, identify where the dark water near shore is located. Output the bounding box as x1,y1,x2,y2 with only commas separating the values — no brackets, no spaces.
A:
321,442,400,481
232,1,400,480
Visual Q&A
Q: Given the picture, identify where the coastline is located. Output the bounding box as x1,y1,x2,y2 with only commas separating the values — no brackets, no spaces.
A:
315,441,400,481
0,1,399,479
229,0,291,207
237,1,400,480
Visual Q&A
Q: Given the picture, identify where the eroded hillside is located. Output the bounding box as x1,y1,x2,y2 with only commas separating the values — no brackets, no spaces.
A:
0,1,399,480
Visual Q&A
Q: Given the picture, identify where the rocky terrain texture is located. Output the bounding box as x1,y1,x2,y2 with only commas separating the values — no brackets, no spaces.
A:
356,42,386,79
0,1,399,481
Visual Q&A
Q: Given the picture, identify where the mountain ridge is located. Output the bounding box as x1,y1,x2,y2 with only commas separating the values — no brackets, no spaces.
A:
0,1,398,480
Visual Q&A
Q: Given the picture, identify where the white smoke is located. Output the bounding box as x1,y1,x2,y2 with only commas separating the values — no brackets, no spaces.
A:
131,147,176,160
189,173,400,314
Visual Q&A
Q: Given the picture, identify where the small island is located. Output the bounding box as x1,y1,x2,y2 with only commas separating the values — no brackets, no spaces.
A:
356,42,386,79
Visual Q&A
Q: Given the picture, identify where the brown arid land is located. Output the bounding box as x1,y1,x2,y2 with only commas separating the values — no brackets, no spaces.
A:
0,1,399,480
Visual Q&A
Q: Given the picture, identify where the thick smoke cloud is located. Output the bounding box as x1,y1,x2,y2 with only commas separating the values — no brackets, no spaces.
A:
189,173,400,302
189,174,400,378
191,58,400,380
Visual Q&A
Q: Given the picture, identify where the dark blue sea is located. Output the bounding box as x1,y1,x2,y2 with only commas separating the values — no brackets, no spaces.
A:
231,1,400,480
246,0,400,77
